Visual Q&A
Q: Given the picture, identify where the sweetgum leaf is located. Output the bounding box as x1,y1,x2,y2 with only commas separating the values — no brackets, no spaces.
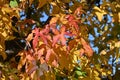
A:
32,28,40,49
81,38,93,57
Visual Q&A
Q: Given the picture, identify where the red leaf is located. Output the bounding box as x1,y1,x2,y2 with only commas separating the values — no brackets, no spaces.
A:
60,35,66,45
40,25,50,34
33,36,39,49
52,25,74,46
66,15,79,32
52,35,60,46
52,59,58,67
45,49,52,61
32,26,51,49
32,28,40,49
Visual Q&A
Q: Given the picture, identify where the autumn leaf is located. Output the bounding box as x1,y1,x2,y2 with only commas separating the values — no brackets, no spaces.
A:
74,6,83,19
17,51,27,70
24,19,36,24
1,6,13,13
38,0,47,8
93,6,107,21
53,46,74,70
33,35,39,49
45,49,58,67
35,48,44,60
52,25,73,46
32,28,40,49
32,25,52,49
26,33,33,42
45,49,52,62
0,34,6,60
80,38,93,57
1,0,119,79
49,17,59,24
26,62,38,75
66,15,79,32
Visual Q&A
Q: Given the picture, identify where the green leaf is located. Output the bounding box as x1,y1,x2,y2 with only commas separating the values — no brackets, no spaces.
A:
10,0,18,8
75,66,81,71
75,71,82,76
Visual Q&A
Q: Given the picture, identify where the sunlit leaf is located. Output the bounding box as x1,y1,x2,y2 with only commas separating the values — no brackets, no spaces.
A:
100,50,107,55
49,17,59,24
81,38,93,57
93,6,107,21
17,51,26,70
26,33,33,42
95,12,104,21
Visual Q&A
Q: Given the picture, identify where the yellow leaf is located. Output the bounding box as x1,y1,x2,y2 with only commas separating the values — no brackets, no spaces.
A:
56,0,61,3
94,6,107,21
25,77,30,80
73,54,77,63
1,31,7,38
17,51,26,70
115,41,120,48
50,2,57,6
100,50,107,55
2,7,13,14
104,26,108,31
26,33,33,42
60,14,68,24
102,72,107,76
50,17,59,24
2,17,9,22
107,71,111,75
73,50,80,55
93,6,102,12
95,77,101,80
94,70,99,76
95,12,104,21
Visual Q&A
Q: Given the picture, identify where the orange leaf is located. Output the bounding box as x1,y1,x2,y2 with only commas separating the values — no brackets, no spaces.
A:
50,17,59,24
81,38,93,57
26,33,33,42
